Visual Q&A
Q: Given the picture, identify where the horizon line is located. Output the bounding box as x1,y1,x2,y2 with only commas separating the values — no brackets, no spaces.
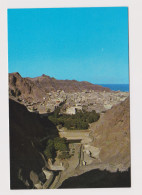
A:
9,72,129,85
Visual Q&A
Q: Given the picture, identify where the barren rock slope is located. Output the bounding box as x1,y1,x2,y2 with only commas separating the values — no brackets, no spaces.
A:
90,97,130,171
9,72,110,101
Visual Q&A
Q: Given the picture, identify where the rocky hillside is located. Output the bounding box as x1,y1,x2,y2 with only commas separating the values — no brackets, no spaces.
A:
9,73,130,189
9,98,58,189
9,72,129,115
28,74,111,93
9,72,46,102
52,97,130,188
90,97,130,171
9,72,110,100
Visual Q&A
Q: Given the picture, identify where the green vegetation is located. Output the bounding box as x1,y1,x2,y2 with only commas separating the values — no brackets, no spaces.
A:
54,137,68,151
44,137,69,159
58,151,70,160
48,108,100,130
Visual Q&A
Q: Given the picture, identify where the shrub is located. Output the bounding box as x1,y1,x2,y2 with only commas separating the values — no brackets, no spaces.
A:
54,137,68,151
58,151,70,160
43,137,69,159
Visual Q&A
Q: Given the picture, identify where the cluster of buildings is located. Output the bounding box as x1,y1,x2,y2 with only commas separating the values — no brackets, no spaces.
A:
24,90,129,114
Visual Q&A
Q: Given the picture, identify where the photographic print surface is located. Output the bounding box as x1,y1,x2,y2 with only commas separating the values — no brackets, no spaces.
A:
8,7,130,189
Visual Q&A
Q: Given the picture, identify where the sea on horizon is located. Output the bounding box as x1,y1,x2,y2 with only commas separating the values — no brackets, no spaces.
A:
98,84,129,92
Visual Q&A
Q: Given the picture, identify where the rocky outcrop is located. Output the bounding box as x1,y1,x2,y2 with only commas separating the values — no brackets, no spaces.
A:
90,97,130,171
28,74,111,93
9,73,130,189
56,98,130,188
9,72,46,102
9,72,110,102
9,73,129,114
59,168,131,188
9,98,58,189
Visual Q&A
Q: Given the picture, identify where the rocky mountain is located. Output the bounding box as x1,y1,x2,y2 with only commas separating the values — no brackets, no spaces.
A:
9,72,130,189
9,96,130,189
90,97,130,171
9,72,110,100
28,74,111,93
53,97,130,188
9,98,58,189
9,72,129,115
9,72,46,102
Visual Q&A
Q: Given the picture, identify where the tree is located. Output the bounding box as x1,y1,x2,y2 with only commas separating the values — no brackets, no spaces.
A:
54,137,68,151
48,107,100,130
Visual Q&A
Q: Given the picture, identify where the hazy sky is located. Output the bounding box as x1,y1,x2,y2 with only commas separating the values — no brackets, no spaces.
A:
8,7,129,84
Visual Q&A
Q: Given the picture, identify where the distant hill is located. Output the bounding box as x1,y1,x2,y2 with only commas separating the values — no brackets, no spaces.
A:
27,74,111,93
9,72,111,100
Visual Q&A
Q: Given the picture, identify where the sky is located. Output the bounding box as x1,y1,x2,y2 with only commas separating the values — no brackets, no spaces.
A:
8,7,129,84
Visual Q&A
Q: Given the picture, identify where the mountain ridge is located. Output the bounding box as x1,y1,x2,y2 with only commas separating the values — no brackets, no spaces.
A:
9,72,111,96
